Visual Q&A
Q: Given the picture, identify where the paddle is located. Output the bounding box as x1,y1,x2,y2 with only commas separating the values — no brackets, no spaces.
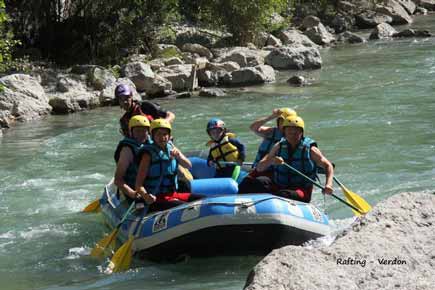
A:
106,204,148,273
82,198,100,213
333,176,372,216
281,162,365,215
90,201,136,258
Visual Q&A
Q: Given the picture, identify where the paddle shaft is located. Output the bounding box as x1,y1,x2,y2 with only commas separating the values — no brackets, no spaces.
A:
115,201,136,229
282,162,363,214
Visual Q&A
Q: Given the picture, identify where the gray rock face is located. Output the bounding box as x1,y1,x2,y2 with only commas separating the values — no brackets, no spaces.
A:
396,0,416,14
49,91,100,114
245,191,435,290
222,65,275,86
376,0,413,24
417,0,435,10
213,47,266,67
369,22,398,39
278,29,318,48
157,64,196,91
0,74,51,124
265,46,322,70
355,11,393,28
181,43,213,59
122,62,155,92
337,31,367,44
198,87,226,98
88,67,116,90
304,22,336,45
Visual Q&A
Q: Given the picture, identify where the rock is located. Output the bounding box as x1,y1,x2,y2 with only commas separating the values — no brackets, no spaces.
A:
244,191,435,290
181,43,213,59
301,16,321,30
265,46,322,70
162,91,192,99
155,44,182,58
174,27,224,48
266,34,282,47
222,65,275,86
88,67,116,91
417,0,435,11
56,75,87,93
278,29,318,48
0,74,51,123
369,23,398,39
49,91,100,114
355,11,393,28
337,1,358,15
376,0,413,24
70,64,101,75
287,75,307,86
157,64,196,91
393,29,432,38
122,61,155,91
330,14,355,33
396,0,416,14
164,57,184,66
415,6,428,14
213,47,266,67
337,31,367,44
198,88,227,98
304,22,336,45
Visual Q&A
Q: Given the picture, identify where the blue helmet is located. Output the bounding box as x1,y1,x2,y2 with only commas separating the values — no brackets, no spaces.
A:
206,118,225,132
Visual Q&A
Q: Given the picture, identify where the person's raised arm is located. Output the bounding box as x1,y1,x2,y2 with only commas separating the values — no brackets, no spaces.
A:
170,146,191,169
249,109,281,137
165,110,175,123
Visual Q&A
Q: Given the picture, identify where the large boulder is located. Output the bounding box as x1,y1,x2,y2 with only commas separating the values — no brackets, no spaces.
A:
417,0,435,11
88,67,116,90
122,62,154,91
0,74,51,125
265,46,322,70
369,22,398,39
355,11,393,28
244,191,435,290
222,65,275,86
213,47,266,67
376,0,413,24
157,64,197,91
48,91,100,114
337,31,367,44
304,22,336,45
181,43,213,59
278,29,318,48
396,0,416,14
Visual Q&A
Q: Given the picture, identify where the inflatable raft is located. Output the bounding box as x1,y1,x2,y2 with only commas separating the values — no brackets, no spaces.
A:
99,157,333,261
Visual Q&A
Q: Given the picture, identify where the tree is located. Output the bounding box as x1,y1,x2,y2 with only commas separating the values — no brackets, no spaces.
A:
0,0,19,73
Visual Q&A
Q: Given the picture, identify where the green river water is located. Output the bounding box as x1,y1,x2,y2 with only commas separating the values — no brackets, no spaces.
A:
0,16,434,290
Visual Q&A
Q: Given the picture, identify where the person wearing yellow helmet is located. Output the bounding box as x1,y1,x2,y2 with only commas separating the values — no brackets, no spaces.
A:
240,115,334,203
248,108,297,176
135,119,200,211
114,115,151,203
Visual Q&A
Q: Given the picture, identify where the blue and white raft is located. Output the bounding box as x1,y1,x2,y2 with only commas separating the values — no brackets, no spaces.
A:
99,179,332,261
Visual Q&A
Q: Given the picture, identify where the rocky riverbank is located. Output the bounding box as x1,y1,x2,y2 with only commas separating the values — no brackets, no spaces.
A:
244,191,435,290
1,0,434,133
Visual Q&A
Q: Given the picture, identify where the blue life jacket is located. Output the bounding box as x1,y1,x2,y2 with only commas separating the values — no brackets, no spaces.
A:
253,127,283,168
139,142,178,195
273,136,317,188
114,137,144,189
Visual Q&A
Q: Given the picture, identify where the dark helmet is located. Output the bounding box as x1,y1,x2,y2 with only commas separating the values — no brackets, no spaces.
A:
115,84,133,97
206,118,225,133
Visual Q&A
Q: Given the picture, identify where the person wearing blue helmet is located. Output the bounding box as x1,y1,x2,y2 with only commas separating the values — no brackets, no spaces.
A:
206,118,246,180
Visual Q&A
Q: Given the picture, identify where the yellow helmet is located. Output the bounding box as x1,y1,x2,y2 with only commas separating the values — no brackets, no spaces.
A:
128,115,150,129
282,115,305,131
150,118,172,134
277,107,297,121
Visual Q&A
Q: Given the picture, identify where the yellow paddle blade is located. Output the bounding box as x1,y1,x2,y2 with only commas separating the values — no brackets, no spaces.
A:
178,165,193,181
82,199,100,213
340,183,372,215
106,236,134,273
90,229,118,258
